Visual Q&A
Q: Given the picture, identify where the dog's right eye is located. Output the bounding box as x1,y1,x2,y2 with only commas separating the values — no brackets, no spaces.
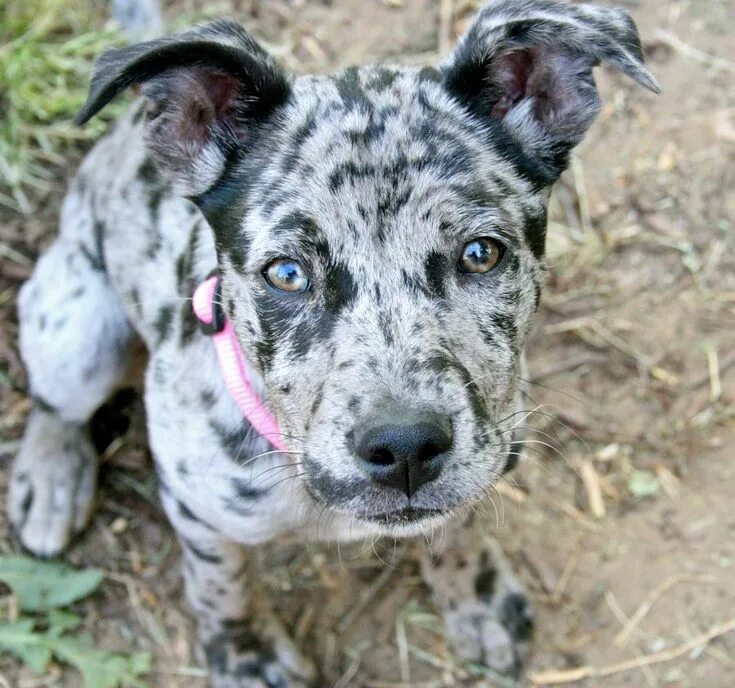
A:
263,259,310,293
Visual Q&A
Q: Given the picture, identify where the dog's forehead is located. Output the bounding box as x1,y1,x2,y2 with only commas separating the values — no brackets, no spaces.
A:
242,65,535,268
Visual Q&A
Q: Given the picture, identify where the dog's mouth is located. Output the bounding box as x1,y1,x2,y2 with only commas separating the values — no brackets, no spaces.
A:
353,506,446,525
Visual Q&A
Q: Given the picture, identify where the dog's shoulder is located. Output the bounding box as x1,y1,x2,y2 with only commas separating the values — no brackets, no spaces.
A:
63,100,217,350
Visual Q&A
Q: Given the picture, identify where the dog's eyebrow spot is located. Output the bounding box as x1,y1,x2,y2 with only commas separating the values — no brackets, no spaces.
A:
271,211,321,241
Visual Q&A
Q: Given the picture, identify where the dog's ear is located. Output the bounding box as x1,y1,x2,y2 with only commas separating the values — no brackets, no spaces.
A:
76,20,290,196
441,0,660,185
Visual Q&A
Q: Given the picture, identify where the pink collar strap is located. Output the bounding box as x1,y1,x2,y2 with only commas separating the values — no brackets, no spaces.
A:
192,276,288,452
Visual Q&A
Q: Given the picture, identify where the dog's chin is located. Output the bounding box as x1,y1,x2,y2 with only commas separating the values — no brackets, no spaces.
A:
351,506,455,537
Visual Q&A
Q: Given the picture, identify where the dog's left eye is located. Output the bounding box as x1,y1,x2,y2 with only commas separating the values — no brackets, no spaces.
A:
264,259,310,293
459,238,504,274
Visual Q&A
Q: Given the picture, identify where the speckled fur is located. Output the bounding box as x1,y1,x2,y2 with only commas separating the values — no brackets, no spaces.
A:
9,2,657,685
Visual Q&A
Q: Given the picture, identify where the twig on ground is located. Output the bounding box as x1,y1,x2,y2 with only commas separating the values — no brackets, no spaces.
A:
579,460,605,518
552,536,582,605
614,574,718,647
686,353,735,391
571,156,592,237
530,616,735,685
336,560,400,632
707,348,722,401
438,0,454,55
531,353,605,382
655,29,735,72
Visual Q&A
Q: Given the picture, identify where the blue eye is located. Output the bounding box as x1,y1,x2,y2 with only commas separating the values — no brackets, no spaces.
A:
459,238,504,274
264,259,310,293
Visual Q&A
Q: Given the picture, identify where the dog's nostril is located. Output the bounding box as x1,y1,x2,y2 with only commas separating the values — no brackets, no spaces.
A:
417,441,445,463
368,448,396,466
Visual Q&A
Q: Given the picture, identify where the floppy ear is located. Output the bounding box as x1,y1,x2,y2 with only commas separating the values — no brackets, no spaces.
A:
441,0,660,185
76,20,290,196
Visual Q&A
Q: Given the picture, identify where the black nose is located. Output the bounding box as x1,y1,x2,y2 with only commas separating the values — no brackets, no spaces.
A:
355,413,453,497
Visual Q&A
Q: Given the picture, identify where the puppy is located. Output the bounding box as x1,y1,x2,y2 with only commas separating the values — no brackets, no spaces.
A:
8,1,658,685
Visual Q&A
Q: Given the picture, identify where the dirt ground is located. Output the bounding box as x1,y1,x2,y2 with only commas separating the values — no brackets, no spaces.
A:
1,1,734,687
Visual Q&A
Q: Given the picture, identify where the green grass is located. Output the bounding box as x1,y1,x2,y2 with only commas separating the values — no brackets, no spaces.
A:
0,0,125,214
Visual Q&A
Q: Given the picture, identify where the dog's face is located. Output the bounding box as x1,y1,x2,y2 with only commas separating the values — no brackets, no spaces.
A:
79,2,658,534
221,69,547,533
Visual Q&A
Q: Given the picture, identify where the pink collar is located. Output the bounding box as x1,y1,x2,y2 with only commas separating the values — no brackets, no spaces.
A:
192,276,288,452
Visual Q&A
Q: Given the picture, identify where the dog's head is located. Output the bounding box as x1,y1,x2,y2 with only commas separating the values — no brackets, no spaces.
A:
79,1,657,535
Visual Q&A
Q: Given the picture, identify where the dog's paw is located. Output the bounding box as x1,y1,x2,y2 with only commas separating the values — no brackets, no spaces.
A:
443,589,533,677
204,621,316,688
421,530,533,678
8,410,97,558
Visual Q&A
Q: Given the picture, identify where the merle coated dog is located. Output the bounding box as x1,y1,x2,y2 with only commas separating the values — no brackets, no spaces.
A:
8,1,658,685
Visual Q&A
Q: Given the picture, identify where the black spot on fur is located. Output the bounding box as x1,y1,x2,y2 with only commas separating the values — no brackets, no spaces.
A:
424,251,448,299
79,220,107,272
368,67,399,92
500,592,534,643
209,419,254,462
204,622,275,678
176,222,202,345
183,538,222,564
377,310,394,346
334,66,371,110
491,311,518,347
177,500,214,529
138,157,159,184
524,207,548,258
475,556,497,599
271,211,321,241
200,388,217,408
533,282,542,312
197,165,250,272
231,477,266,499
324,261,357,313
309,386,323,420
328,161,376,192
418,66,442,83
303,455,363,506
31,395,57,414
154,304,174,344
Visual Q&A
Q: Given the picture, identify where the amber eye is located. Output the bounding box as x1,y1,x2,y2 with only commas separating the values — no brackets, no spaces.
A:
459,238,504,274
264,259,310,293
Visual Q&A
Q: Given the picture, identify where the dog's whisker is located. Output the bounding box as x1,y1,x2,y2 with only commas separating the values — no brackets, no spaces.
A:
237,448,304,469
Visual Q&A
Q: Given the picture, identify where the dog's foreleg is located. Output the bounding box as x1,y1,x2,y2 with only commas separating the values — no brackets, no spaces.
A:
10,235,135,557
160,490,316,688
